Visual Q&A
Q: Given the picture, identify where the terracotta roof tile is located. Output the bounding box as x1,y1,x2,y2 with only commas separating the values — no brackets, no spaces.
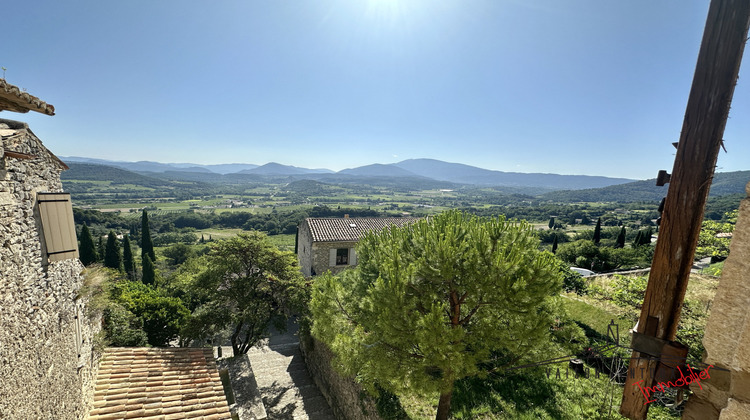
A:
304,217,422,242
87,347,232,420
0,79,55,115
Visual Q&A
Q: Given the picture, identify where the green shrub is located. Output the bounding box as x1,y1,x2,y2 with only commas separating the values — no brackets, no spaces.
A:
611,275,648,310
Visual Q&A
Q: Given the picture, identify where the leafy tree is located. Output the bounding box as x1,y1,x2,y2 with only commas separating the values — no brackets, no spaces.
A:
141,210,156,262
104,231,122,271
79,224,98,266
696,211,736,260
593,218,602,244
142,254,156,286
615,227,626,249
183,232,306,356
122,234,136,279
162,243,196,266
102,303,149,347
310,211,562,420
110,280,190,346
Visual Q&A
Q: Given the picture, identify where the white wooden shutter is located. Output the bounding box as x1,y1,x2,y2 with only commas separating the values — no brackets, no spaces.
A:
329,249,337,266
349,248,357,265
38,193,79,262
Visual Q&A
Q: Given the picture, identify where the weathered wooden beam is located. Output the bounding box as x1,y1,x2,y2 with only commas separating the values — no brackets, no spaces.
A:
3,150,36,160
619,1,750,418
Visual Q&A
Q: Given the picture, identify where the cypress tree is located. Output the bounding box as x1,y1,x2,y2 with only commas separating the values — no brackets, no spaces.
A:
97,236,105,261
142,254,155,285
593,218,602,245
548,217,555,229
141,210,156,262
122,234,136,279
104,231,122,271
633,231,643,247
552,235,558,254
616,227,626,249
79,224,98,266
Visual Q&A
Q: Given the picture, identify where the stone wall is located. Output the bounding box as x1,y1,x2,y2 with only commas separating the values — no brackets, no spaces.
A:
299,332,383,420
310,240,357,277
682,182,750,420
0,119,100,419
297,222,314,277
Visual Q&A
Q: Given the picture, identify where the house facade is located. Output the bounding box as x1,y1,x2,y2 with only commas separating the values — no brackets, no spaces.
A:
296,216,420,277
1,81,99,419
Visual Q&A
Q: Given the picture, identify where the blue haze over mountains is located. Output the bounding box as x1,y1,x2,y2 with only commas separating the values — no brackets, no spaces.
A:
61,156,635,190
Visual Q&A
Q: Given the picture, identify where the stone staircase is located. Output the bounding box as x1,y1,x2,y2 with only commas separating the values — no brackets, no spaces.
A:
246,319,335,420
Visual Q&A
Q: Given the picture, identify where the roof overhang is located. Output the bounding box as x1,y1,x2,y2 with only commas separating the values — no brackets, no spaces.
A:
0,79,55,115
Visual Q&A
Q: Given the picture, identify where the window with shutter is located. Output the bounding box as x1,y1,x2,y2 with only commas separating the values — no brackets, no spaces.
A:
37,192,79,262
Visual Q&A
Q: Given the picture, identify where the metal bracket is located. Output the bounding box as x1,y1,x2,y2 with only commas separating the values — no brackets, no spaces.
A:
631,331,669,358
656,170,671,186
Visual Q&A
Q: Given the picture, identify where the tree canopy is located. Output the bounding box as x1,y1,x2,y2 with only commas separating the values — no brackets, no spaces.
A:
182,232,306,356
79,223,98,266
310,210,563,420
104,231,122,271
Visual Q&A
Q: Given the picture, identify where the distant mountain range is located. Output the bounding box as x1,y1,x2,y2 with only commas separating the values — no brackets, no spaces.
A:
60,156,635,191
60,158,749,202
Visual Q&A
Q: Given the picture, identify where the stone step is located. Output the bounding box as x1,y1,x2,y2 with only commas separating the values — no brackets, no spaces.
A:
247,318,334,420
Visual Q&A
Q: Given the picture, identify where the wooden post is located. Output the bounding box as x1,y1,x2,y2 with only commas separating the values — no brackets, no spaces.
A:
619,1,750,418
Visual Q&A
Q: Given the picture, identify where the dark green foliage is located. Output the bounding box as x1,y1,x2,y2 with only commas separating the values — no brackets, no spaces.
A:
182,232,306,356
537,229,570,244
97,236,105,262
122,234,136,279
552,236,558,254
615,227,626,249
152,232,198,247
79,224,98,266
102,303,149,347
141,210,156,262
110,280,190,346
142,254,156,285
593,218,602,244
104,231,122,271
162,243,196,266
557,239,653,272
548,217,555,229
555,258,587,295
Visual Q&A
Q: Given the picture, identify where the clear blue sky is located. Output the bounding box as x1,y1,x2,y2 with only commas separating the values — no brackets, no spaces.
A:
4,1,748,179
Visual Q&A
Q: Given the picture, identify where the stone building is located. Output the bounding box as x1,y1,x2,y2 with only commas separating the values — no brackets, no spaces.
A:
1,80,99,419
296,216,420,277
682,181,750,420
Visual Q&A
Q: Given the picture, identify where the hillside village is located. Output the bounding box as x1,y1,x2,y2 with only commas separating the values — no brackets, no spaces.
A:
4,2,750,418
3,70,750,420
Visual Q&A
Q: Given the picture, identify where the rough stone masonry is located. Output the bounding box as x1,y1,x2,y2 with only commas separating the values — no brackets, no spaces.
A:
0,119,100,419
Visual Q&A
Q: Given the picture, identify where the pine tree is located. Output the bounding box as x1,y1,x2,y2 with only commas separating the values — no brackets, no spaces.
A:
593,218,602,244
122,234,136,279
616,227,626,248
141,210,156,262
104,231,122,271
311,211,562,420
79,224,98,266
142,254,155,285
